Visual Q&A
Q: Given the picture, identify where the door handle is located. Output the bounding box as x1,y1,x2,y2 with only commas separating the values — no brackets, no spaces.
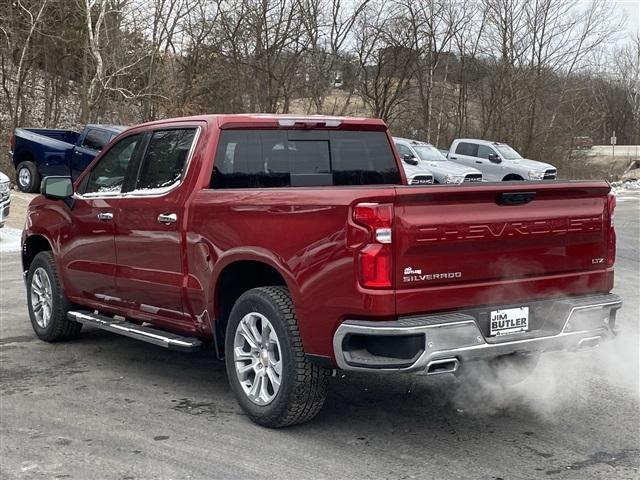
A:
157,213,177,224
476,160,482,164
97,212,113,221
450,156,457,160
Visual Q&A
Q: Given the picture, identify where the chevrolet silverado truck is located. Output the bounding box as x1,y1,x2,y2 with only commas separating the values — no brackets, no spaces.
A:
11,124,126,192
21,114,621,427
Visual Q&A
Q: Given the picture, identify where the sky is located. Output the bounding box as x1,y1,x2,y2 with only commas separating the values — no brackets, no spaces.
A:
611,0,640,44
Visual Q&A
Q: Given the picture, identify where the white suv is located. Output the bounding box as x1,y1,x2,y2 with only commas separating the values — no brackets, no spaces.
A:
447,139,556,182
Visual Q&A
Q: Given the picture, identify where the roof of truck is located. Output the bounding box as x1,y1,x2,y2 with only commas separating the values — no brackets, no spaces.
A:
393,136,434,147
453,138,508,146
86,124,127,132
134,114,387,131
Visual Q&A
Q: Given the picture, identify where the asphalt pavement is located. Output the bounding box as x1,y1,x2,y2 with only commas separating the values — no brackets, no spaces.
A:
0,192,638,480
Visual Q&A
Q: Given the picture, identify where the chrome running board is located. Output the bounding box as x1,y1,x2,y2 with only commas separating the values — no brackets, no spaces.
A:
67,310,202,352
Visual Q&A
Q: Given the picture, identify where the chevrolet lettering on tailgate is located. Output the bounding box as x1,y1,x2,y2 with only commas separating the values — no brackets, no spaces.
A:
417,217,602,242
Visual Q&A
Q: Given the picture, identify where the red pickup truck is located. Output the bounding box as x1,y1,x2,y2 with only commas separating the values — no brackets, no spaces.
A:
22,114,621,427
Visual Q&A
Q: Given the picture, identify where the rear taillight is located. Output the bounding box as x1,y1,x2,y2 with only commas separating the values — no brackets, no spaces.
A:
353,203,393,288
9,134,15,152
607,193,616,268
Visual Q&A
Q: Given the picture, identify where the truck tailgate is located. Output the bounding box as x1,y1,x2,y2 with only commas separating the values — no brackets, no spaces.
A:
393,181,614,315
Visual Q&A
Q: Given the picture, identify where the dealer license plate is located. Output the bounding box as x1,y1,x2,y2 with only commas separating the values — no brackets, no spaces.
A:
489,306,529,336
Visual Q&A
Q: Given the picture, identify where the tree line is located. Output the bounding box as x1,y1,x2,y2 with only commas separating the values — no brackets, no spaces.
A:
1,0,638,165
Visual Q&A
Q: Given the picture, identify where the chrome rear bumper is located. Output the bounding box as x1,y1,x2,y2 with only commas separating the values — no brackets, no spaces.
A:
333,293,622,374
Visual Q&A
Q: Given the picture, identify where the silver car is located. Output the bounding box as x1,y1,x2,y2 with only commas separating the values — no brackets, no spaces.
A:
394,137,483,184
0,171,10,228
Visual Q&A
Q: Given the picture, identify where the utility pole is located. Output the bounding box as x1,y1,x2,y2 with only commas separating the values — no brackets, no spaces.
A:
611,130,616,157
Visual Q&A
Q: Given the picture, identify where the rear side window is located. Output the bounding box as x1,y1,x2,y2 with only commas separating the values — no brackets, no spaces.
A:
455,142,478,157
82,129,110,151
211,130,400,188
136,128,197,190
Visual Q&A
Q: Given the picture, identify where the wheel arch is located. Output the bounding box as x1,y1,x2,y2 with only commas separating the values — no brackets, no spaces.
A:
502,173,524,181
212,255,296,356
13,148,35,168
22,234,53,274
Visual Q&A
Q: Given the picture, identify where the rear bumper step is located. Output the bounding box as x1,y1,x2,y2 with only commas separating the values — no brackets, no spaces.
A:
68,311,203,352
333,293,622,373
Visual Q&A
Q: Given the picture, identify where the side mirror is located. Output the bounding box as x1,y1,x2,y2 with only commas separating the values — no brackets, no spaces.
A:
488,153,501,163
403,153,419,166
41,176,73,200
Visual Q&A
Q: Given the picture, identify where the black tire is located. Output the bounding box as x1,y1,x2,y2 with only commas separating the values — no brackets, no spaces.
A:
225,286,328,428
26,251,82,342
16,160,40,193
459,353,539,387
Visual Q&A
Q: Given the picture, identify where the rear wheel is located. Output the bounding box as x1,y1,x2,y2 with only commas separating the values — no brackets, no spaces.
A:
27,251,82,341
225,286,328,427
16,161,40,193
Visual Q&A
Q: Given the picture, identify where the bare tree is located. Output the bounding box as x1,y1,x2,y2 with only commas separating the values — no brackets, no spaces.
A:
0,0,49,129
353,0,417,123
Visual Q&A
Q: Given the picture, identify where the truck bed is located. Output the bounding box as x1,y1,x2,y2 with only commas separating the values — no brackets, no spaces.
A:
17,128,79,146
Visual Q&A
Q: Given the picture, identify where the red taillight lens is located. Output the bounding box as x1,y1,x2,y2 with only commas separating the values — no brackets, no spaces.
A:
353,203,393,288
354,203,393,230
607,193,616,267
9,135,15,152
358,244,392,288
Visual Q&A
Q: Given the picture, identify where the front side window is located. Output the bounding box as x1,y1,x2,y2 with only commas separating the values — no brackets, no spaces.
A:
135,128,197,191
395,143,413,158
83,134,141,194
477,145,497,159
495,144,522,160
82,129,110,151
414,145,445,161
212,130,400,189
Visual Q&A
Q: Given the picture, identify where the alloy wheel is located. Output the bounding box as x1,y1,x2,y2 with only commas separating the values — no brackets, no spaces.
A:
233,312,283,406
31,267,53,328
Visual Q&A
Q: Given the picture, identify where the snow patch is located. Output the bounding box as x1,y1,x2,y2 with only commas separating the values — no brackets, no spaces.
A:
0,227,22,253
611,179,640,195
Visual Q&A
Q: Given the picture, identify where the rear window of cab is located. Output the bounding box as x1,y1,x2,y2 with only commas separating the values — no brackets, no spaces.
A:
211,130,400,188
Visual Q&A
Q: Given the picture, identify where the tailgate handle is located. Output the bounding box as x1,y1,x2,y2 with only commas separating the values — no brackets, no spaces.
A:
497,192,536,205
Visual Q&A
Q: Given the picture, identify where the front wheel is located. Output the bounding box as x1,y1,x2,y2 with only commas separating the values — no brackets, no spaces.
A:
225,286,328,428
27,251,82,341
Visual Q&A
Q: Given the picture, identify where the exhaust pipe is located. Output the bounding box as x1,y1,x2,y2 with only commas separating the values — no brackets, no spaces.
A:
578,336,601,349
426,358,459,375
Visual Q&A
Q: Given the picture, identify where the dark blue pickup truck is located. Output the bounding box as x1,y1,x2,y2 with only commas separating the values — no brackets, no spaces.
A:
10,124,126,192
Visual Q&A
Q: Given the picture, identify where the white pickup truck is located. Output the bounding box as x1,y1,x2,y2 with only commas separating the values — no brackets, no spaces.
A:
447,139,557,181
